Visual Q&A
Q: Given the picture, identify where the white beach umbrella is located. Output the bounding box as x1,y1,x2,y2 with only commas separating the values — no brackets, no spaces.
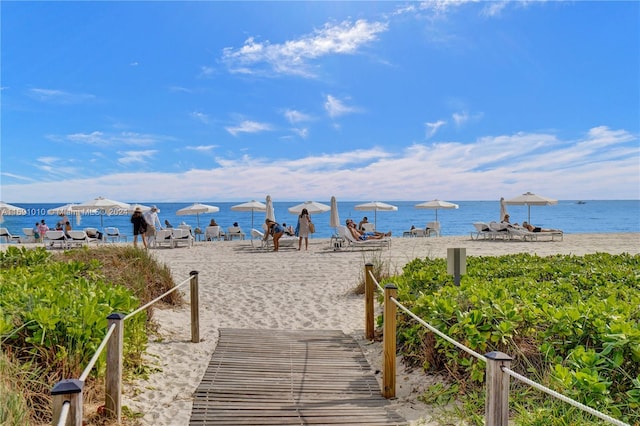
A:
176,203,219,228
0,201,26,224
287,201,331,215
231,200,267,230
415,199,459,222
505,192,558,223
499,197,508,222
72,196,131,228
265,195,275,223
354,201,398,228
47,203,85,226
329,196,340,228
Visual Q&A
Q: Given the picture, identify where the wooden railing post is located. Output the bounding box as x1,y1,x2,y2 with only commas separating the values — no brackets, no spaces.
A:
364,263,375,340
105,313,124,421
485,351,512,426
190,270,200,343
51,379,83,426
382,284,397,399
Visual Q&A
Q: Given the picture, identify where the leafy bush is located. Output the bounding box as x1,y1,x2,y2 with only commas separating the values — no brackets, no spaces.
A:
0,246,180,424
387,252,640,425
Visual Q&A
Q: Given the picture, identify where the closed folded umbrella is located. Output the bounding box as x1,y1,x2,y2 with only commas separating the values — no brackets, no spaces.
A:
287,201,331,215
500,197,508,222
329,196,340,228
265,195,275,223
505,192,557,223
231,200,267,230
176,203,219,228
354,201,398,228
415,199,459,222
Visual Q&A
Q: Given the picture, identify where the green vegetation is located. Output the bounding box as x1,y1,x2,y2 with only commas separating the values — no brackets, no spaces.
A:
386,252,639,425
0,246,181,425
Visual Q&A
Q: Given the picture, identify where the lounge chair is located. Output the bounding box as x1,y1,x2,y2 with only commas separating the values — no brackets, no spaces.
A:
43,230,69,249
171,228,193,248
509,226,563,241
84,228,104,242
0,227,22,243
336,225,391,250
226,226,245,240
470,222,494,240
425,221,441,237
67,230,99,247
21,228,38,243
104,227,127,242
361,222,376,232
154,229,175,248
205,225,223,241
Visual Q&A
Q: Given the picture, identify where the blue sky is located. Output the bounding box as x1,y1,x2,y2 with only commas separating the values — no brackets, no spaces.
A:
1,1,638,203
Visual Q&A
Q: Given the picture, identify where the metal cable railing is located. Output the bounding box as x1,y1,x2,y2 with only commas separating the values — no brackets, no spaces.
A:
366,268,629,426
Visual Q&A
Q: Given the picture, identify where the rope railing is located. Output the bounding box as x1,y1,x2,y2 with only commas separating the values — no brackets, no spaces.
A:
78,323,116,382
502,367,630,426
124,275,192,321
51,271,200,426
363,263,629,426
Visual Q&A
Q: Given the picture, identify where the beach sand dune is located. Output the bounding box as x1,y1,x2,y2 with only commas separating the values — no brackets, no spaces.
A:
77,234,640,424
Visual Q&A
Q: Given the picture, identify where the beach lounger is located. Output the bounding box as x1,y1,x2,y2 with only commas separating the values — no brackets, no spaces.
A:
205,225,223,241
171,228,193,248
43,230,69,249
426,221,441,237
226,226,245,240
336,225,391,250
104,227,126,242
0,227,22,243
67,230,99,247
154,229,175,248
21,228,38,243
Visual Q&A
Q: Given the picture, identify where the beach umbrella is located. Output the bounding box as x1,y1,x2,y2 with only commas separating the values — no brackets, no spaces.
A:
0,201,26,224
354,201,398,228
505,192,558,223
265,195,275,223
47,203,85,226
329,196,340,228
415,199,459,222
499,197,508,222
176,203,219,228
71,196,131,228
231,200,267,230
287,200,331,215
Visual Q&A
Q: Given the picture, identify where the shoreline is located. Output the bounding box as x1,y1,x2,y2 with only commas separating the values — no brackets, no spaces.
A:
3,233,639,424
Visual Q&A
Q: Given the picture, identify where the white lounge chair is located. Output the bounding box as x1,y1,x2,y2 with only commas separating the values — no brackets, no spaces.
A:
84,228,104,242
67,230,99,247
336,225,391,250
154,229,175,248
171,228,193,248
43,230,69,249
21,228,38,243
0,227,21,243
470,222,495,240
226,226,245,240
361,222,376,232
425,221,441,237
205,225,223,241
104,227,126,242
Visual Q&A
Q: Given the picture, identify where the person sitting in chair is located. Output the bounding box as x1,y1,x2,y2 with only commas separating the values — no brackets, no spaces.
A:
522,221,561,233
346,219,390,240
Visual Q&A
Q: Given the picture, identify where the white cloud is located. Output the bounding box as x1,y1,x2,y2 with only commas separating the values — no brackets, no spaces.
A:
64,131,168,146
291,128,309,139
221,19,388,77
324,95,359,118
3,127,637,202
284,109,311,124
117,150,157,165
28,88,95,104
186,145,217,152
425,120,446,138
225,120,273,136
191,111,209,124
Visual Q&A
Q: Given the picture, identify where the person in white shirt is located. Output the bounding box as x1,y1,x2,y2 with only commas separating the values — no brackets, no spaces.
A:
143,206,162,246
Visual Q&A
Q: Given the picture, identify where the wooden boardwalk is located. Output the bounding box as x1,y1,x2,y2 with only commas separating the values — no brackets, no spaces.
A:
190,328,407,425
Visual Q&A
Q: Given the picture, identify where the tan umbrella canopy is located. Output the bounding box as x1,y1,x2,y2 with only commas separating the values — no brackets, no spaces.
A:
0,201,26,224
354,201,398,228
71,196,131,228
231,200,267,230
287,201,331,215
415,199,459,222
47,203,86,226
505,192,558,223
176,203,219,228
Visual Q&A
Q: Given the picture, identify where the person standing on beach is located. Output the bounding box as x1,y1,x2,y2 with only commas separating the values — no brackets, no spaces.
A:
143,205,162,246
297,208,311,251
131,207,147,249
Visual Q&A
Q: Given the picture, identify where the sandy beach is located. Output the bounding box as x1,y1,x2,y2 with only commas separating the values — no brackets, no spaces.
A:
110,232,639,425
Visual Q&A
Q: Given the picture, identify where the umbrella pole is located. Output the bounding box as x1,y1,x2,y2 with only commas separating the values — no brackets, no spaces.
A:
528,205,531,224
251,210,254,230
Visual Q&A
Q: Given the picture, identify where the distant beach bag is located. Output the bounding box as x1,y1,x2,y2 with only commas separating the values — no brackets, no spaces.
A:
309,222,316,234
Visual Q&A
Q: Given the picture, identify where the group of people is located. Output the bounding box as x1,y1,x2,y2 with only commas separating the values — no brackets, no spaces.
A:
130,205,163,249
501,214,560,233
264,208,312,251
345,218,391,240
31,214,73,241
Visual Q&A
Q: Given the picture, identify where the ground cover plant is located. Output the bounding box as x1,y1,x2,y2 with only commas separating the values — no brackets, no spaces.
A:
386,252,639,425
0,246,181,425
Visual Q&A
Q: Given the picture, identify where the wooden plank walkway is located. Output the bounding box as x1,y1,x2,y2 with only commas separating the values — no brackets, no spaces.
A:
190,328,407,425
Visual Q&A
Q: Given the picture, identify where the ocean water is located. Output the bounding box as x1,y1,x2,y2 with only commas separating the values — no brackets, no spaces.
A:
1,200,639,241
